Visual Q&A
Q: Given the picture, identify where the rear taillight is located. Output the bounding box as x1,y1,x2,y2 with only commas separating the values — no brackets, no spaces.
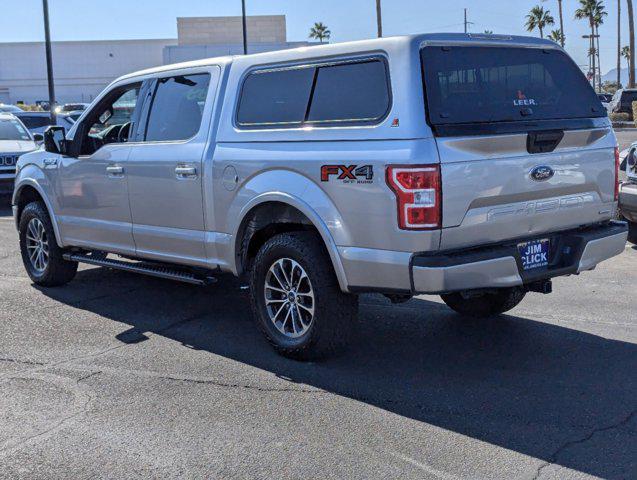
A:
615,146,620,201
386,165,441,230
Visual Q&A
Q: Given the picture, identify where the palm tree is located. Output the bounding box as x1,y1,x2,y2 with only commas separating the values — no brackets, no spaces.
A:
525,5,555,39
548,29,565,44
575,0,600,90
592,1,607,92
541,0,565,45
622,45,632,71
557,0,565,46
628,0,636,87
309,22,331,44
376,0,383,38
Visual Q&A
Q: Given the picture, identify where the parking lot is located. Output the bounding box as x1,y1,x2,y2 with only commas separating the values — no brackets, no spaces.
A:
0,162,636,477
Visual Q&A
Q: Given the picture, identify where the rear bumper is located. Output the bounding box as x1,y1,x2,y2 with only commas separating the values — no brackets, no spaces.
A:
619,181,637,223
411,222,627,294
340,222,628,295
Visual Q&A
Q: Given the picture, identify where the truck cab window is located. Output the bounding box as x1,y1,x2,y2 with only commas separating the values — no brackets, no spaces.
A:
144,74,210,142
79,85,140,156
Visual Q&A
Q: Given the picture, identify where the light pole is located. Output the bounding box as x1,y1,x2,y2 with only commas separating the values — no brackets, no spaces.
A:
376,0,382,38
241,0,248,55
42,0,56,120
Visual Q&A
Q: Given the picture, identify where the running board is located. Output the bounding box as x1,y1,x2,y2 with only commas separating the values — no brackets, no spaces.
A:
63,253,216,286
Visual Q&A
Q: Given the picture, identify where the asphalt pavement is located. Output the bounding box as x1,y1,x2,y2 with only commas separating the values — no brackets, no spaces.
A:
0,186,636,478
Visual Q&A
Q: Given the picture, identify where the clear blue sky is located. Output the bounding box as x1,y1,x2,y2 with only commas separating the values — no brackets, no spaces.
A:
0,0,633,75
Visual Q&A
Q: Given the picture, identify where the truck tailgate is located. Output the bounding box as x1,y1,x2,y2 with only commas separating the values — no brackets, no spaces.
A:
438,128,616,250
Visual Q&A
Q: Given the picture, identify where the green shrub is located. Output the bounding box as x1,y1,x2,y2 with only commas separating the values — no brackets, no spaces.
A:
610,112,630,122
633,101,637,127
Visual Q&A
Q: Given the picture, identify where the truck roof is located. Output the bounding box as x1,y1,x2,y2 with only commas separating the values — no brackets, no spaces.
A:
117,33,559,83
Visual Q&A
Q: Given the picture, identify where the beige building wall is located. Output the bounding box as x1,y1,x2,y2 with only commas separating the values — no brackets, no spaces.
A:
177,15,287,45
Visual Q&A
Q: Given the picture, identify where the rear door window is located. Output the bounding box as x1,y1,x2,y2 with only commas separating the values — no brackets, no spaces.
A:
421,46,604,129
237,68,315,127
145,73,211,142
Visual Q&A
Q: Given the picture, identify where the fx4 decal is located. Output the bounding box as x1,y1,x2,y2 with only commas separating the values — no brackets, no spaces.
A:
320,165,374,184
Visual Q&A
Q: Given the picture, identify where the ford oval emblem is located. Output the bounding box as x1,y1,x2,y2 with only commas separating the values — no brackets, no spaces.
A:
529,165,555,182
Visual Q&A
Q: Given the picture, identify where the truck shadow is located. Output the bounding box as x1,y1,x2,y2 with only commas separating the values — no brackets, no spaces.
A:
38,268,636,479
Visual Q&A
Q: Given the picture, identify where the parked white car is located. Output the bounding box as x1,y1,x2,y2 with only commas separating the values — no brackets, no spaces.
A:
0,113,41,195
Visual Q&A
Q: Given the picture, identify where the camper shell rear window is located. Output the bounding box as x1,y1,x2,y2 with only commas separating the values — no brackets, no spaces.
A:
421,46,606,136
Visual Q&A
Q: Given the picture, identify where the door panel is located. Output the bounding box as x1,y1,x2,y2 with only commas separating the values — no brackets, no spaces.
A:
55,144,134,253
127,68,220,266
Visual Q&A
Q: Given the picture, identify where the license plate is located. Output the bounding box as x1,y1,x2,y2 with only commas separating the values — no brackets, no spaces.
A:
518,238,550,271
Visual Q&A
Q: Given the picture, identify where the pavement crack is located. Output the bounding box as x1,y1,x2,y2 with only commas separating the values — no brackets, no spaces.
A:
0,312,207,382
159,375,324,394
532,409,637,480
0,357,46,366
0,370,101,456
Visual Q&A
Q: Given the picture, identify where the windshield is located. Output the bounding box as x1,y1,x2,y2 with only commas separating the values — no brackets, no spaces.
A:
421,46,605,127
0,118,31,141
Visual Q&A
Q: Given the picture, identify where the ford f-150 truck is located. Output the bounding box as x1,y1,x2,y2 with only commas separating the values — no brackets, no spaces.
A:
12,34,628,360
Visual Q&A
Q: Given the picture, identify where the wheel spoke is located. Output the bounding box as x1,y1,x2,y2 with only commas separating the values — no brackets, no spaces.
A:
265,283,286,294
297,302,314,315
271,266,288,290
279,260,292,288
280,307,292,332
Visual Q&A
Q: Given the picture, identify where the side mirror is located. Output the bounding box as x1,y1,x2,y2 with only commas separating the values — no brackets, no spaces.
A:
43,126,67,155
33,133,44,143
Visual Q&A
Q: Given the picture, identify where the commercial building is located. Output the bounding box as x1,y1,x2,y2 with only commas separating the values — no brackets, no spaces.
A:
0,15,314,104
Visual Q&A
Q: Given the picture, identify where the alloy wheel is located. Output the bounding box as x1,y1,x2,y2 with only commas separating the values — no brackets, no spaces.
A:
264,258,315,338
25,217,49,273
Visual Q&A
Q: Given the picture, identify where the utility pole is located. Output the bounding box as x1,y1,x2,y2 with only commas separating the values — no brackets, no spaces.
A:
583,34,600,92
463,8,473,34
241,0,248,55
376,0,383,38
558,0,565,47
618,0,622,87
42,0,56,120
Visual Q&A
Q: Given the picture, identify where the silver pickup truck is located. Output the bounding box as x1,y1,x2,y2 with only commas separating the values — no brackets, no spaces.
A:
12,34,628,360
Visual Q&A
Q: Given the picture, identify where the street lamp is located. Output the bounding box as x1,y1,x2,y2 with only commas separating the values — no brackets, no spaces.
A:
42,0,56,120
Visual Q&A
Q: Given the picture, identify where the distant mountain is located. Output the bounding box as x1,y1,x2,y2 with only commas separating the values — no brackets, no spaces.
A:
602,68,629,86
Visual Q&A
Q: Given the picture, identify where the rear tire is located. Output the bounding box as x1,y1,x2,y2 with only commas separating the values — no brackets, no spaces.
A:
249,232,358,361
628,221,637,244
441,287,526,318
19,202,78,286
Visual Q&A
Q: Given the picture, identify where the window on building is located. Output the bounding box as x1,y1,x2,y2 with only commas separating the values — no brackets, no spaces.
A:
145,73,211,142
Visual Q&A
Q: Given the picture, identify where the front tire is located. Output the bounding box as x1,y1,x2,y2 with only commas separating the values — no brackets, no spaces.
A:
249,232,358,361
19,202,78,286
441,287,526,318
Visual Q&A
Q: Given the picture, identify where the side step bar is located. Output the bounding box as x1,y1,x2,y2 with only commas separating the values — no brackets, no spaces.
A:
63,253,216,286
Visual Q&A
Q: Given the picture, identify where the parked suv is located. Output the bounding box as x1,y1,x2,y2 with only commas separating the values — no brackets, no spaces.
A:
0,113,40,195
609,88,637,118
12,34,628,359
619,143,637,243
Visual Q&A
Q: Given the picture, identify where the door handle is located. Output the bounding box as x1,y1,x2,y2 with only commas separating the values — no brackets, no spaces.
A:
106,164,124,175
175,165,197,178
